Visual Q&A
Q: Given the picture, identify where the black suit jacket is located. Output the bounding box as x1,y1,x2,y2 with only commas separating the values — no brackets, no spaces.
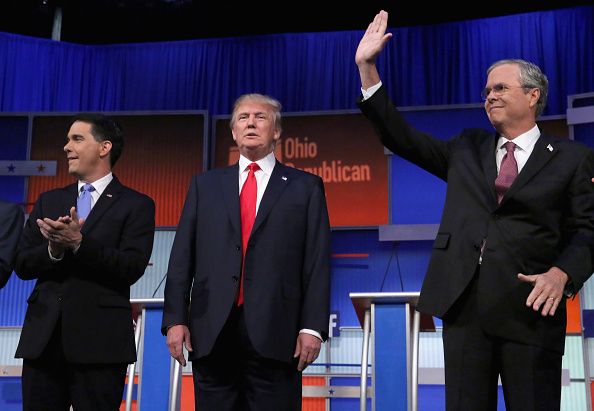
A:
14,175,155,363
359,86,594,354
162,161,331,363
0,200,24,288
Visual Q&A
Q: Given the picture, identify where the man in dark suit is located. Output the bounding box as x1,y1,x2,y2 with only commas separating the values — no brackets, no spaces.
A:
356,11,594,411
162,93,331,410
15,113,155,410
0,200,24,288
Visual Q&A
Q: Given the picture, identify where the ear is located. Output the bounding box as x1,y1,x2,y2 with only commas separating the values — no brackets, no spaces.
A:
528,88,540,110
99,140,112,159
272,128,281,142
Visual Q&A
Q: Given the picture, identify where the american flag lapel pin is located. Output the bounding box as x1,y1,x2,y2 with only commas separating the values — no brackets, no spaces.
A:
547,144,553,152
106,194,113,198
282,176,287,181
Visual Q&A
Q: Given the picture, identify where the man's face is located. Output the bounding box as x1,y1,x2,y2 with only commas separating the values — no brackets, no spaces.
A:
63,121,110,181
232,100,280,159
483,64,539,131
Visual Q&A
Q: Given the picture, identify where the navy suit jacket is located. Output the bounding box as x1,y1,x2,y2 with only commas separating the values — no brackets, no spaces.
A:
359,86,594,354
15,175,155,363
0,200,24,288
162,161,331,363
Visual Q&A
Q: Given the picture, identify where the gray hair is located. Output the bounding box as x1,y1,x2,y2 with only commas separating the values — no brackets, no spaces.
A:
229,93,282,132
487,59,549,117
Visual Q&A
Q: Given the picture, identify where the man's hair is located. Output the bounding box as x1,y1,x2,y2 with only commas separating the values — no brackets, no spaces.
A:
69,113,124,167
229,93,282,132
487,59,549,117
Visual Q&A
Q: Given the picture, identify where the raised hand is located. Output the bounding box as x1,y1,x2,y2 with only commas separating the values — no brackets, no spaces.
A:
355,10,392,67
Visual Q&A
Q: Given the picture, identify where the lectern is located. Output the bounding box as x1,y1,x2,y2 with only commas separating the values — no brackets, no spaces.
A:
349,292,434,411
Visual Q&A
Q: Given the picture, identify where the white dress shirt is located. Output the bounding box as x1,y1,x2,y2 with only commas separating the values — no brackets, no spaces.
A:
237,152,322,341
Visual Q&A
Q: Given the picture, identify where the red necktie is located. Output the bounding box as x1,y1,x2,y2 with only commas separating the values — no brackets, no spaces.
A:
495,141,518,204
238,162,260,306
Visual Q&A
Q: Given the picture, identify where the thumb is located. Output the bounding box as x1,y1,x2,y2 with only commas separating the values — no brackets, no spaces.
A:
517,273,533,282
71,207,84,225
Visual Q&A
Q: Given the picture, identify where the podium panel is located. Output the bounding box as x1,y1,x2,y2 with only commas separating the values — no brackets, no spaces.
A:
350,292,434,411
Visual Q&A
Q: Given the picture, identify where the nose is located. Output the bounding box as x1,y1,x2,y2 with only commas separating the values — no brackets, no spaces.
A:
64,139,71,152
246,114,256,127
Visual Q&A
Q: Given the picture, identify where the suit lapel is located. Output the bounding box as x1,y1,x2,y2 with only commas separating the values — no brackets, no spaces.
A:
479,132,499,204
499,134,558,205
80,176,123,234
219,164,241,238
251,161,291,235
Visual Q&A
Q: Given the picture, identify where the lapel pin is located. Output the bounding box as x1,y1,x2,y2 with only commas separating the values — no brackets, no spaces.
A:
282,176,287,181
106,194,113,198
547,144,553,152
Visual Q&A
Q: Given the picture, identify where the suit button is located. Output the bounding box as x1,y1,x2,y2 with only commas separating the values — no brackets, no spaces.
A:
235,246,240,251
57,297,62,302
232,276,239,283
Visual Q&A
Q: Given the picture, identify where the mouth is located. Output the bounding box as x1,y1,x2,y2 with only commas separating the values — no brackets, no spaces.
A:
244,132,259,138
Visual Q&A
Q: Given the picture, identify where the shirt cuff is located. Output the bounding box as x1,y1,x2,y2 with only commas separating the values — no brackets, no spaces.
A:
47,245,64,262
299,328,322,341
361,81,382,100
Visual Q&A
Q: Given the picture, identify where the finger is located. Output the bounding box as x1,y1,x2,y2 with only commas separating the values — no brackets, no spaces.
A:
293,338,301,358
42,217,65,229
184,331,193,352
517,273,535,284
70,206,79,222
378,10,388,32
541,296,557,316
525,287,542,307
297,353,308,371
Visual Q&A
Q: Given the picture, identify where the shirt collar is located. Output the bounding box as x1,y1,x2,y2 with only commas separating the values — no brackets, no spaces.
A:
238,151,276,175
78,172,113,196
497,124,540,152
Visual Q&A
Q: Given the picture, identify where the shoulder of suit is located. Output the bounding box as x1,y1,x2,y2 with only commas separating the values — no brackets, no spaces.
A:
117,184,155,205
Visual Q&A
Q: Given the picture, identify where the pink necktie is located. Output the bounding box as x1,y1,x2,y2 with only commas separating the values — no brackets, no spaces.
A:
495,141,518,204
237,163,260,306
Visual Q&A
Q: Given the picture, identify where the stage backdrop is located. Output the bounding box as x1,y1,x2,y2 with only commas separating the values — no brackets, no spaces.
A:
27,112,207,227
213,112,389,227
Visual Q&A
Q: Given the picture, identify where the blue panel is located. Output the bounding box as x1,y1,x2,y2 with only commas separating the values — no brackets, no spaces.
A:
139,307,171,410
582,310,594,338
390,107,492,224
0,116,28,203
0,376,22,411
0,276,34,326
374,304,408,411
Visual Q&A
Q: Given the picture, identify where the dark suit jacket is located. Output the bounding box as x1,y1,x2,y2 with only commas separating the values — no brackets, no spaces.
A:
14,175,155,363
359,86,594,354
0,200,24,288
162,161,331,363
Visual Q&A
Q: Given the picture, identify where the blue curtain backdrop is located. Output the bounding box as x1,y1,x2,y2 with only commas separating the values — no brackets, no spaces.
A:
0,6,592,116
